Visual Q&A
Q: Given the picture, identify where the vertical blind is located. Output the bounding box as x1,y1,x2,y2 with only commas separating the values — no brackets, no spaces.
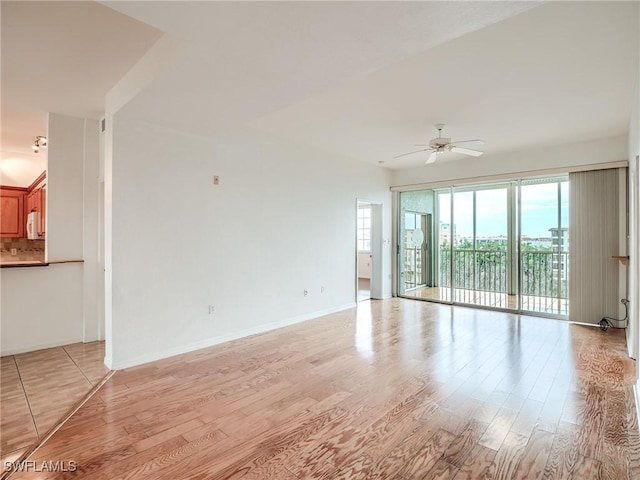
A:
569,168,620,324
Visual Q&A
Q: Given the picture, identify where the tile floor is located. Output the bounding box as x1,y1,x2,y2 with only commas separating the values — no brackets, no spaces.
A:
0,341,110,462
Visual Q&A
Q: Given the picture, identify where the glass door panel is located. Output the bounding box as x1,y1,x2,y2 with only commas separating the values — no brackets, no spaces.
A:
560,181,569,303
475,186,513,309
403,212,428,290
435,190,452,302
452,190,474,304
404,212,418,290
450,185,513,309
519,178,568,315
398,190,441,301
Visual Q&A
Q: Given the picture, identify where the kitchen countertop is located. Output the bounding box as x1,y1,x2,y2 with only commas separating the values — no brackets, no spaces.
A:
0,259,84,268
0,260,48,268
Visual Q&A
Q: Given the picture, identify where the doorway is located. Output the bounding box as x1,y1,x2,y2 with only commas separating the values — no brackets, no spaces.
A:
357,202,372,301
403,212,431,292
356,200,383,302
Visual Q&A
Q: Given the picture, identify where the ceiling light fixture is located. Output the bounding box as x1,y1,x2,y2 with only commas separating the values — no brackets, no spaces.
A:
32,135,47,153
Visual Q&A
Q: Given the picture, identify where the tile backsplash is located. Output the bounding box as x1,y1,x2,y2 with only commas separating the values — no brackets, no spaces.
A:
0,238,45,263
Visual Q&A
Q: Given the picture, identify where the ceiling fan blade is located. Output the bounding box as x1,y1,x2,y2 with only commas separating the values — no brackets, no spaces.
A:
426,151,438,164
450,139,486,146
450,146,483,157
393,148,430,159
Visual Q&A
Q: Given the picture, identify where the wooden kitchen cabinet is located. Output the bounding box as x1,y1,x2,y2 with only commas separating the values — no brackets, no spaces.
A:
26,189,37,216
1,171,45,239
25,173,46,239
0,188,25,238
38,183,46,237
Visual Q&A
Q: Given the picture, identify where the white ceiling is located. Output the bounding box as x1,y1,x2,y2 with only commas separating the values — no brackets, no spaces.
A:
0,1,161,186
105,1,639,169
252,2,640,169
1,1,638,183
105,1,540,140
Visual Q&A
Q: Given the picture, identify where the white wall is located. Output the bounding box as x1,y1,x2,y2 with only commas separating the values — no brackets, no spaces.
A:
628,83,639,363
1,265,84,354
391,135,628,188
82,119,102,341
105,118,392,369
47,114,84,262
0,113,101,355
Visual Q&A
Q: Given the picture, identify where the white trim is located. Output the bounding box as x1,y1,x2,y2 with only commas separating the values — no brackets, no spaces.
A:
635,380,640,430
618,168,629,326
627,154,639,361
356,198,384,301
370,203,384,299
390,160,629,192
105,302,357,370
1,336,85,357
391,191,399,297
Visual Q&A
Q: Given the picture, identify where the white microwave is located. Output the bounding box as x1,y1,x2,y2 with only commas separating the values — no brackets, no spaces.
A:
26,211,39,240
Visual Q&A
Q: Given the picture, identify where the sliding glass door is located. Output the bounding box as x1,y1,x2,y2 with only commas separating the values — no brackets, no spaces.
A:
519,178,569,315
403,212,430,291
397,176,569,317
398,190,435,299
435,191,452,302
476,185,513,309
450,184,516,309
452,189,474,304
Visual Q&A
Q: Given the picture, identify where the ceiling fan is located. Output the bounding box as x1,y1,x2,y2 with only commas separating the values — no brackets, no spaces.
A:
394,123,485,164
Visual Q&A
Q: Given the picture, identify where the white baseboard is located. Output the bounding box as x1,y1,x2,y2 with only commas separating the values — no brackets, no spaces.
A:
635,380,640,429
0,336,85,357
626,326,636,359
106,302,357,371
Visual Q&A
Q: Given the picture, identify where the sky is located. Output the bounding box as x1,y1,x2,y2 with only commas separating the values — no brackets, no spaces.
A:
437,182,568,238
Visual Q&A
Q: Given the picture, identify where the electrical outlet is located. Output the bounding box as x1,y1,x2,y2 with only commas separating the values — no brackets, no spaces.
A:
209,305,216,314
10,248,17,256
304,289,308,296
321,286,325,293
213,175,220,185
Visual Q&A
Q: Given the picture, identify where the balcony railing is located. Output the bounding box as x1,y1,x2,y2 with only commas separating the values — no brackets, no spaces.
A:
521,251,568,298
438,248,568,299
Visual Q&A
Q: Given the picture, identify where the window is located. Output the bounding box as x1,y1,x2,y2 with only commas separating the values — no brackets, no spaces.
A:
398,176,569,316
357,206,371,251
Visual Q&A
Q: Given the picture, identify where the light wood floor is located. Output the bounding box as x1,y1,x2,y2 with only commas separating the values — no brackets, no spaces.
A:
0,342,110,464
358,277,371,302
5,299,639,479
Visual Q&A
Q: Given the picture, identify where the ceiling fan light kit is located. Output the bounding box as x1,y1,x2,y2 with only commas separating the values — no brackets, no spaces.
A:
450,145,483,157
426,150,439,164
393,124,484,164
32,135,47,153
